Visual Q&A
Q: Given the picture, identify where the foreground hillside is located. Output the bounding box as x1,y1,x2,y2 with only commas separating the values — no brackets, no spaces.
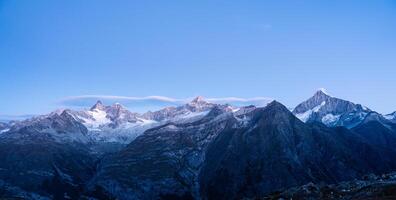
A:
263,172,396,200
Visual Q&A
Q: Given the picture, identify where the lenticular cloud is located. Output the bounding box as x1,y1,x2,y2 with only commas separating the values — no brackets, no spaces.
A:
59,95,273,110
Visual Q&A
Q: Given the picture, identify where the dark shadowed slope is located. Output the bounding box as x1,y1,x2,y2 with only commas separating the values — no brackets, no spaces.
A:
91,101,396,200
200,101,396,200
0,111,96,199
91,105,236,199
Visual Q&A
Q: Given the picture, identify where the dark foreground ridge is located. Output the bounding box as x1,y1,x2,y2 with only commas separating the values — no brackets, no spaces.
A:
264,172,396,200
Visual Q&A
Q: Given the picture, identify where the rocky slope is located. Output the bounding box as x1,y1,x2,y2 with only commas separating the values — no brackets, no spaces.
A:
0,111,96,199
90,101,396,200
0,97,224,199
199,101,396,200
352,113,396,149
90,105,236,199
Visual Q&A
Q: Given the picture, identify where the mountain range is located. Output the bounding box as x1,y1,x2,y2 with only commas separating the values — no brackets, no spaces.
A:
0,90,396,199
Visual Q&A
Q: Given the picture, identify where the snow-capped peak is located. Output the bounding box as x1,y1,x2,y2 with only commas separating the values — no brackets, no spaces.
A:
318,88,329,94
384,111,396,122
186,96,215,112
293,90,371,128
90,100,106,111
190,96,207,104
314,88,330,98
49,109,67,116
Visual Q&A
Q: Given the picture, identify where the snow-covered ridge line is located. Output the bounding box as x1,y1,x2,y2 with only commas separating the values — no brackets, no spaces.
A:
4,97,244,144
3,91,395,145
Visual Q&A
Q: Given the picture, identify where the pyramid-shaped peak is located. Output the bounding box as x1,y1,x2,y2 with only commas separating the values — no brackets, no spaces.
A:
191,96,206,103
265,100,290,112
293,89,332,114
314,88,330,97
95,100,103,105
90,100,106,110
253,100,296,125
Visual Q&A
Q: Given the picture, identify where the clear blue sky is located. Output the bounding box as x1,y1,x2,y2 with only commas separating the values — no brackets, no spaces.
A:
1,0,395,116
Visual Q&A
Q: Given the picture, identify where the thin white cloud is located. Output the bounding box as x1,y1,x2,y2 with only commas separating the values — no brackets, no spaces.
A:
59,95,274,110
61,95,187,103
206,97,273,106
0,114,37,122
206,97,273,102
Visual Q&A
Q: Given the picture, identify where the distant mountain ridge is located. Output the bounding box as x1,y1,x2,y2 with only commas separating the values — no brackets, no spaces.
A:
1,92,396,199
1,91,394,134
0,97,221,146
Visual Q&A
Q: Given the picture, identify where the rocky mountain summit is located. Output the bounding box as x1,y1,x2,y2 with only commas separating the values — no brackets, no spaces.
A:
293,89,371,128
141,96,216,121
385,111,396,123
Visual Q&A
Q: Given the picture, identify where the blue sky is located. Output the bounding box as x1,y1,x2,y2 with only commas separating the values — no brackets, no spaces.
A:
0,0,395,116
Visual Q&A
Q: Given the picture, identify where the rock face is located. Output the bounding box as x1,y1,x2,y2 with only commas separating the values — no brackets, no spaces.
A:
352,115,396,149
141,96,216,122
91,105,236,199
90,101,396,200
199,101,396,200
293,90,370,128
0,98,224,199
0,139,96,199
5,110,90,143
0,112,96,199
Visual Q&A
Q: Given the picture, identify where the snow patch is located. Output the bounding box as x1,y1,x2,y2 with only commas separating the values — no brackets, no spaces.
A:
0,128,10,134
87,120,160,144
322,114,341,125
296,111,313,123
178,111,209,120
318,88,329,95
314,101,326,112
168,111,209,124
79,109,111,129
232,108,241,113
295,101,326,122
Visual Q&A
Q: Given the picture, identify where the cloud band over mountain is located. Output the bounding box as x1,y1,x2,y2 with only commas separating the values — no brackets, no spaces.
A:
59,95,274,111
